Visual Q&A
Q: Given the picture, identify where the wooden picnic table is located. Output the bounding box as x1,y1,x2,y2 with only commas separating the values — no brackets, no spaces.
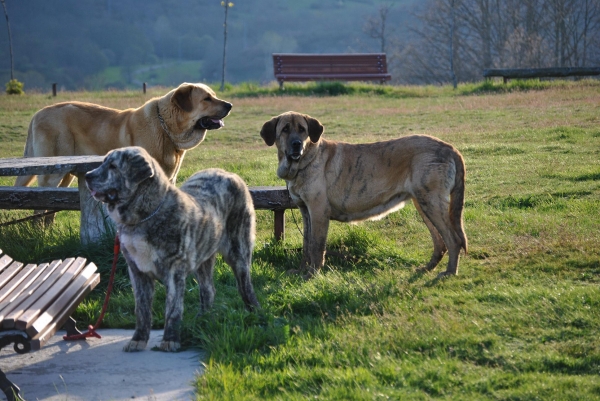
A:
0,156,296,242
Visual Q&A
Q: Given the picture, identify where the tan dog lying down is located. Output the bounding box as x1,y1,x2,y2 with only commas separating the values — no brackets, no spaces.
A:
15,82,231,188
260,111,467,279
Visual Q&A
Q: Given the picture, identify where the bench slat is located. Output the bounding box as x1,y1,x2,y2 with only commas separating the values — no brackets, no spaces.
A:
0,186,296,211
0,262,53,321
0,263,35,304
0,261,24,294
0,255,13,272
15,257,87,331
0,187,81,210
2,258,73,329
31,271,100,350
275,74,392,81
28,263,98,338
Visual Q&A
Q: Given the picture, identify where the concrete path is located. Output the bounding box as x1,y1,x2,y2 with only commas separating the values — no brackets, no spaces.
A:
0,329,204,401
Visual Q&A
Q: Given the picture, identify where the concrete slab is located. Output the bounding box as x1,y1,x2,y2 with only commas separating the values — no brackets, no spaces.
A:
0,329,204,401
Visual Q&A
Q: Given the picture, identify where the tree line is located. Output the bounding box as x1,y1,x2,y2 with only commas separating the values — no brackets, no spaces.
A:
386,0,600,84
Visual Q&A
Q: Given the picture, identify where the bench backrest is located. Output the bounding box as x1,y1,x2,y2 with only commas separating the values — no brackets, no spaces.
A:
273,53,390,79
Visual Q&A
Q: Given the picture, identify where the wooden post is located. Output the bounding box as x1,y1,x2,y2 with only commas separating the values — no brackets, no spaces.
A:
143,82,146,94
52,83,57,97
274,210,285,241
77,173,115,245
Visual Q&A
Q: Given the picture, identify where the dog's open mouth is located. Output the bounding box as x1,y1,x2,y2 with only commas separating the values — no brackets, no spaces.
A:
88,187,119,203
287,152,302,162
198,117,225,130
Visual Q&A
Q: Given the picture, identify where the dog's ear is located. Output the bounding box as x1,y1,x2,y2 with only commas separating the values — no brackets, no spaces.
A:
128,151,155,185
171,84,194,113
305,115,324,143
260,116,279,146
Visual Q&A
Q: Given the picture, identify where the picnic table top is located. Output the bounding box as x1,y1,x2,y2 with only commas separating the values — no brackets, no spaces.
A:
0,156,104,177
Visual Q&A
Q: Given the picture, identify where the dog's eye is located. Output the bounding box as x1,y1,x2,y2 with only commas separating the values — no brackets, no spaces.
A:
108,163,117,170
282,125,289,132
298,126,305,132
204,97,212,102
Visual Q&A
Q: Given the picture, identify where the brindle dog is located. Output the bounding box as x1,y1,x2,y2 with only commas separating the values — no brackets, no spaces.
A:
85,146,260,352
260,111,467,279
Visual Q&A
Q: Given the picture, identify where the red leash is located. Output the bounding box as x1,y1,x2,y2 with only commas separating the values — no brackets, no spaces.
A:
63,234,121,341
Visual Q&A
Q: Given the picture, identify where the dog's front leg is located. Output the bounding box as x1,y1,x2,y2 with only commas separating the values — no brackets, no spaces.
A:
160,267,187,352
305,208,330,279
123,257,155,352
291,205,312,275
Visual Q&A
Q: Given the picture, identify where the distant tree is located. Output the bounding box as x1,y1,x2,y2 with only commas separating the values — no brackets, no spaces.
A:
0,0,14,80
363,3,393,53
220,1,233,91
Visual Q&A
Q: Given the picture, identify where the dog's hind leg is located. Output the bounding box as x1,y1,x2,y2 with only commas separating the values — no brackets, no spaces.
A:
222,237,260,310
222,204,260,310
412,198,447,271
123,256,155,352
14,175,36,187
195,254,216,314
33,173,76,225
223,253,260,310
413,192,462,277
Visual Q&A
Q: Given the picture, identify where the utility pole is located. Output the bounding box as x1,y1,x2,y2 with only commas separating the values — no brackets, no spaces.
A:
0,0,14,80
220,1,233,91
449,0,457,89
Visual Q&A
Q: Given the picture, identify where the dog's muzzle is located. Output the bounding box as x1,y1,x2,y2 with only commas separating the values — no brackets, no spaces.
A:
85,174,119,203
287,139,303,161
197,102,232,131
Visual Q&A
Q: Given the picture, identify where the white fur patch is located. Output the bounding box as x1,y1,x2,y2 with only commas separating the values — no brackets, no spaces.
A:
120,233,159,275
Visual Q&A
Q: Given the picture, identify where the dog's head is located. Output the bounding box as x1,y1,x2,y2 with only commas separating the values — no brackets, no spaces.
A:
85,146,156,208
260,111,324,180
162,82,233,150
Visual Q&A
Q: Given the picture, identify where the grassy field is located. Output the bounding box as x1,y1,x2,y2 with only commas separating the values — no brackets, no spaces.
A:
0,80,599,400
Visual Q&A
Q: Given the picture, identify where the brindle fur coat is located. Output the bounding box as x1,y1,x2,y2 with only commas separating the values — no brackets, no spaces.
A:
85,146,259,352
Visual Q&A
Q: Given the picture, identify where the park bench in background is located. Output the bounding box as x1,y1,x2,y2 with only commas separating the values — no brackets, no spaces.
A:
483,66,600,83
0,251,99,401
273,53,391,89
0,156,297,242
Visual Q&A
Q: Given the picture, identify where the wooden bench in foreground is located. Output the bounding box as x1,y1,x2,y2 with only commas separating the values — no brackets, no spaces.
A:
273,53,391,89
0,156,297,242
0,250,99,401
483,66,600,83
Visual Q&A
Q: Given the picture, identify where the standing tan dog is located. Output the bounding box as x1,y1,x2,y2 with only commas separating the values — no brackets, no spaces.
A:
15,82,232,189
260,111,467,279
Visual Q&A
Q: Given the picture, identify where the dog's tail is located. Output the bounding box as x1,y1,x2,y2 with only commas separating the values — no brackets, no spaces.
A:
450,149,468,255
14,119,36,187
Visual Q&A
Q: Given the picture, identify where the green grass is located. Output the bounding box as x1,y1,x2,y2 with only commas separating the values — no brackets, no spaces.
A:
0,80,599,400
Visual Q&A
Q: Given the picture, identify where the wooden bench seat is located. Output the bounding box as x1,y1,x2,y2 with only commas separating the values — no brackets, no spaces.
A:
273,53,391,89
0,250,99,400
483,66,600,83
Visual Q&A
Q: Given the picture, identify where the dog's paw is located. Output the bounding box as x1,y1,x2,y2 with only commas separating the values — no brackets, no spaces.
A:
123,340,147,352
159,341,181,352
285,268,302,276
436,271,457,279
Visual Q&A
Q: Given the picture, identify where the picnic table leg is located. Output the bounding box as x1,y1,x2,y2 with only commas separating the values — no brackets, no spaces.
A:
274,210,285,241
78,173,115,245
